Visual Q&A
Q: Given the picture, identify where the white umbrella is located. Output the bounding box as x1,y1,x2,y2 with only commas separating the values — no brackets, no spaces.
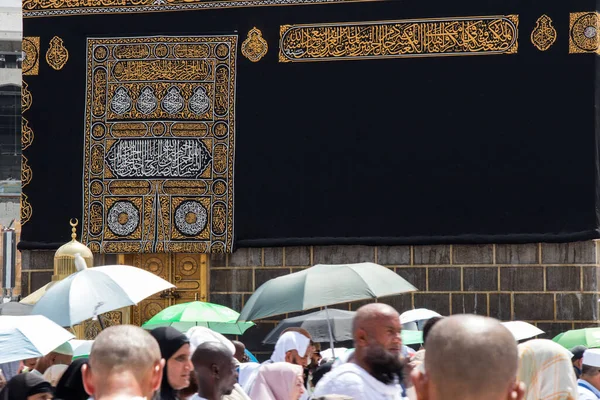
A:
501,321,544,341
320,347,348,360
400,308,442,326
0,315,74,364
32,262,174,327
69,339,94,359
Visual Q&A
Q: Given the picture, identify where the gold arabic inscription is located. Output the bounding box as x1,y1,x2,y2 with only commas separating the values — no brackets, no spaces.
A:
279,16,519,62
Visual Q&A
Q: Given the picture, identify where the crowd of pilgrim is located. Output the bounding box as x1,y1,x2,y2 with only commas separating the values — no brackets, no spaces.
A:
0,303,597,400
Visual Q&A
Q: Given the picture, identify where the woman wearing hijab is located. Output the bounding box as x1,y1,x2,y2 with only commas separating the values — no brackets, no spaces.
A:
518,339,578,400
150,327,193,400
249,362,305,400
53,359,88,400
0,373,53,400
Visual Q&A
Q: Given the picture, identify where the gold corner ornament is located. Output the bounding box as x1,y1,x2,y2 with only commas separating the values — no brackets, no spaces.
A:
569,12,599,53
241,27,268,62
22,118,34,151
46,36,69,70
531,15,557,51
20,193,32,226
22,37,40,75
21,155,32,188
22,81,32,112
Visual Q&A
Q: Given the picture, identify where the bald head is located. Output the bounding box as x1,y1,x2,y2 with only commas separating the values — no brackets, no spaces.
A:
83,325,164,399
192,342,237,397
421,315,518,400
232,340,246,363
89,325,161,376
353,303,400,338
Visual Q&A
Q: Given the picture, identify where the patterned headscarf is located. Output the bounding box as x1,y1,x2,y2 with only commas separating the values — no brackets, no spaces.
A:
518,339,578,400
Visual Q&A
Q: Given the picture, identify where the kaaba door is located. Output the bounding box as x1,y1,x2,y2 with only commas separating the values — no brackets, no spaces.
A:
123,253,208,326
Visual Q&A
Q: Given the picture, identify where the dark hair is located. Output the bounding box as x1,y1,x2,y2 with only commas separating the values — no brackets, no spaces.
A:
582,364,600,377
422,317,444,347
311,361,334,387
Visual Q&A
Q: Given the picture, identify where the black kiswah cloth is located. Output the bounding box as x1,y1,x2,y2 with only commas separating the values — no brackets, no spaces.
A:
150,326,190,400
0,373,53,400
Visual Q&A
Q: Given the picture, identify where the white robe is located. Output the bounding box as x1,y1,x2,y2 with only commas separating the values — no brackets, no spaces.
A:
578,385,600,400
312,363,403,400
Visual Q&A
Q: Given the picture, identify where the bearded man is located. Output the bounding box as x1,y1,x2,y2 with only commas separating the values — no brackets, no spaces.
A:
312,303,405,400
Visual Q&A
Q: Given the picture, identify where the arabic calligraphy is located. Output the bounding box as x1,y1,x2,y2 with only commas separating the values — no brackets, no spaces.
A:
531,15,557,51
46,36,69,70
569,12,599,53
242,27,268,62
111,59,211,82
279,16,519,62
82,35,237,253
105,138,212,179
23,0,362,18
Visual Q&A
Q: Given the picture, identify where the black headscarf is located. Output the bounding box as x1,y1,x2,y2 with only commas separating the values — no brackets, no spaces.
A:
0,373,53,400
150,327,190,400
53,358,88,400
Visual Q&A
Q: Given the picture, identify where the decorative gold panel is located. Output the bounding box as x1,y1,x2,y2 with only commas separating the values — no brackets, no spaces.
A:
127,253,207,327
531,15,557,51
82,36,237,253
279,15,519,62
22,118,34,151
569,12,600,53
46,36,69,70
242,27,268,62
22,37,40,76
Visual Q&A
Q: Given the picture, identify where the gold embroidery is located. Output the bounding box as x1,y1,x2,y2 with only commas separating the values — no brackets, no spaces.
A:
21,156,32,188
46,36,69,70
23,0,365,18
20,193,32,225
22,118,34,151
279,16,519,62
241,27,268,62
22,81,32,112
22,37,40,75
531,15,557,51
569,12,599,53
82,36,237,253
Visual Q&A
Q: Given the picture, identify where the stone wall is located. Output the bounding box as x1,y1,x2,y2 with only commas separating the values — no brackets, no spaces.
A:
20,241,600,359
208,242,600,359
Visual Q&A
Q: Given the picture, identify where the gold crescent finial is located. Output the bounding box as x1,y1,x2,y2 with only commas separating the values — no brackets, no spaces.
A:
70,218,78,241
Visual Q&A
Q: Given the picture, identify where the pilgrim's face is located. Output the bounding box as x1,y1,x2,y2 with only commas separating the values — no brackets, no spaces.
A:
167,344,193,390
289,373,305,400
219,358,238,395
285,350,308,368
371,314,403,357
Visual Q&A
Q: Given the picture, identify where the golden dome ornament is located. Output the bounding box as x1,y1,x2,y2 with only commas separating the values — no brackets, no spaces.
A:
241,27,268,62
46,36,69,70
53,219,94,281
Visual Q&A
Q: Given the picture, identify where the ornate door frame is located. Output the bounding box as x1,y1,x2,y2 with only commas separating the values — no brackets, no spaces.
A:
120,253,208,326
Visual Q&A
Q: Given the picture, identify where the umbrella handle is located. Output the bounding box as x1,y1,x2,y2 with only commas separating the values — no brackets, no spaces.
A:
97,314,106,330
324,306,335,358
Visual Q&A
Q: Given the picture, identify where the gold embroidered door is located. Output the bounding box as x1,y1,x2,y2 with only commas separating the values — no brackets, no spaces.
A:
123,253,208,326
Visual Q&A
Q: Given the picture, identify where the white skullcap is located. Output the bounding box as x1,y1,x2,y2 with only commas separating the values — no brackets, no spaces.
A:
583,349,600,368
271,331,310,363
186,326,235,355
53,342,74,356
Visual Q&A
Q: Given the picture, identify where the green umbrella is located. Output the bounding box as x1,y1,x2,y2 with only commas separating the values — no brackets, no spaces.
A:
553,327,600,349
401,330,424,346
142,301,255,335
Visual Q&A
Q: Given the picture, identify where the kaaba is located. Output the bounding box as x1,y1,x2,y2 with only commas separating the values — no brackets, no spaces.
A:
18,0,600,344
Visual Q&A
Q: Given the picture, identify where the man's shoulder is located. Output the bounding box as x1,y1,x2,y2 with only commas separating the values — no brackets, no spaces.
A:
313,364,367,396
577,385,599,400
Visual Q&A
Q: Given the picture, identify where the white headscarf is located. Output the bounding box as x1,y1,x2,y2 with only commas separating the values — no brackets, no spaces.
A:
518,339,578,400
42,364,68,387
271,331,310,363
